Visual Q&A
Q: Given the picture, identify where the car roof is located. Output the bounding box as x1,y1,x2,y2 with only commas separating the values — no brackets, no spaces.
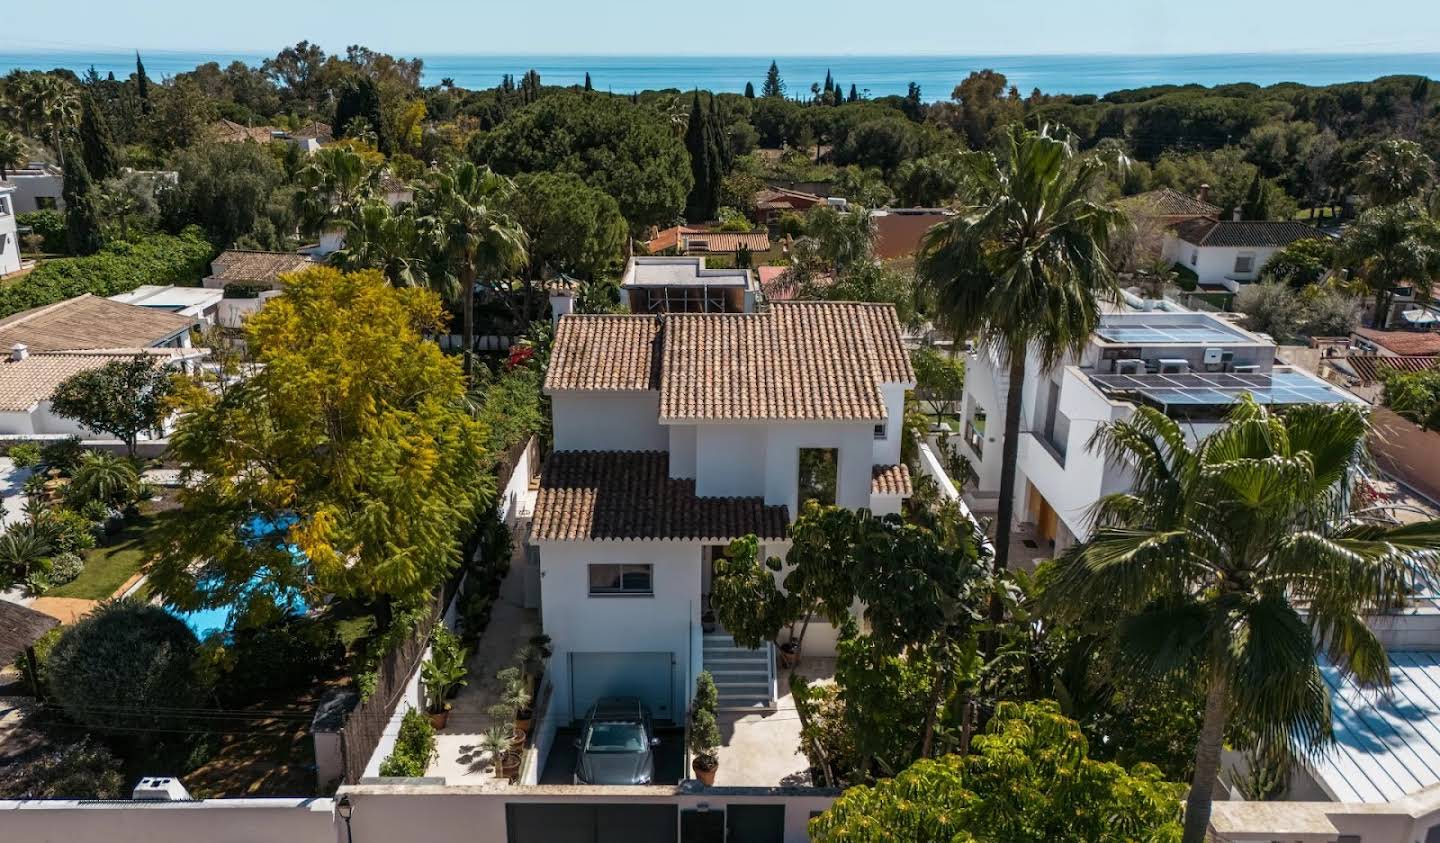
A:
589,697,646,720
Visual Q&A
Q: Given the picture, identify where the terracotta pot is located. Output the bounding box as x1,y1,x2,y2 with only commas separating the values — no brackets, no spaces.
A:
692,756,718,786
500,748,523,777
514,714,533,737
778,642,801,669
428,706,450,729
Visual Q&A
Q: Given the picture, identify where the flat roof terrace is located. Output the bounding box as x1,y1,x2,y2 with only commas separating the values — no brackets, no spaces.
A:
1089,368,1364,410
621,257,753,288
1095,313,1260,346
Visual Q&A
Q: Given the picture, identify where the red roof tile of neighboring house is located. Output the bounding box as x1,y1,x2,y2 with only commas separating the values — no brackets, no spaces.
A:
0,295,196,353
1344,355,1440,384
871,464,912,497
1172,219,1327,249
210,119,277,144
1119,188,1221,219
872,209,956,261
1353,328,1440,357
531,450,789,542
754,187,824,211
646,226,770,254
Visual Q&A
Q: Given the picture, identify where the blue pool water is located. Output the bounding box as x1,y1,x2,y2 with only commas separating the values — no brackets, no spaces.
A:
171,514,309,638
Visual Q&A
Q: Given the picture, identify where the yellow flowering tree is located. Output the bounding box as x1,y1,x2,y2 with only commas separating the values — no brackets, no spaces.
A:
151,267,493,627
809,700,1183,843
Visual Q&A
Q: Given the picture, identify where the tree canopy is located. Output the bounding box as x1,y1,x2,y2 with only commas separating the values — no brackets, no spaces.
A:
49,354,175,455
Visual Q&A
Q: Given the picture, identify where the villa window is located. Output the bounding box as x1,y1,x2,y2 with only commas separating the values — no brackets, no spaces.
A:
1234,254,1255,274
588,564,653,596
873,423,886,440
35,197,57,210
798,447,839,509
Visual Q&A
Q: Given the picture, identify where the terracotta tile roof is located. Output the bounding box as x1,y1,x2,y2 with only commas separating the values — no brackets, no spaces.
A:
871,464,911,497
0,348,203,412
758,267,832,302
210,119,277,144
531,451,789,542
545,315,662,392
754,187,824,211
1344,355,1440,385
646,227,771,255
289,121,333,141
208,250,317,286
660,301,913,421
0,600,59,665
1353,328,1440,357
1172,219,1327,249
1119,188,1221,218
0,295,196,354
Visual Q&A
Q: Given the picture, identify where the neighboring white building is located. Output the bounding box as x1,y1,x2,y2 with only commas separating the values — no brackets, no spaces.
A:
0,181,20,277
201,250,318,328
618,256,758,314
5,162,63,213
1161,217,1327,291
956,311,1362,555
0,294,204,437
532,302,914,724
110,284,226,326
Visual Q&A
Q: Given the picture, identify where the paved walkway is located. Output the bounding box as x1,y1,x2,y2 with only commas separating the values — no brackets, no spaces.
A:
713,657,835,787
0,458,35,607
430,532,540,783
29,597,98,624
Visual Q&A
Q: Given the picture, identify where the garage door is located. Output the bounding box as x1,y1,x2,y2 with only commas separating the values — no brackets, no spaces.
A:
507,803,677,843
570,652,675,723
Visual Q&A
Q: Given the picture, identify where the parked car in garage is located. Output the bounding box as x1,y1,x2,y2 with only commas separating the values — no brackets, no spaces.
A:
573,697,660,785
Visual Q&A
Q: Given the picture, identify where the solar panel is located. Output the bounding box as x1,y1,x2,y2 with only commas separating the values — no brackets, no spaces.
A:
1089,369,1361,408
1096,323,1248,345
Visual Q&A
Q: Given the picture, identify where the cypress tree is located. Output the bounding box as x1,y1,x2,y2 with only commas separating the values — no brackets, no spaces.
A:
584,72,593,92
744,81,755,99
830,78,841,105
62,151,103,255
135,52,150,111
684,93,722,222
823,69,833,95
1240,171,1273,221
848,83,858,102
336,77,389,153
79,95,119,182
710,93,732,170
762,61,784,98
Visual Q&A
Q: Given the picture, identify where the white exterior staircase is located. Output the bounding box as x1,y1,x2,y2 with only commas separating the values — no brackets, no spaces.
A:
703,632,776,711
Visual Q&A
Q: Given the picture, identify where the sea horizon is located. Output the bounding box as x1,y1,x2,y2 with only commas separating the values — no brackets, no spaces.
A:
4,50,1439,98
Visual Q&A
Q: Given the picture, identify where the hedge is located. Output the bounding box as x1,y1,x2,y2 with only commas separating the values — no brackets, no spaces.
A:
16,210,66,253
0,228,216,319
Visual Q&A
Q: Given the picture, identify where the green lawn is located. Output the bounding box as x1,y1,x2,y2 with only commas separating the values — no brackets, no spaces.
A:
46,509,172,600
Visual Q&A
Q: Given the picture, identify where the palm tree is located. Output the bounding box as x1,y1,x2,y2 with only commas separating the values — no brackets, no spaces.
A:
1339,199,1440,328
0,523,51,589
417,162,528,380
918,124,1123,578
32,76,80,168
67,451,140,507
1047,399,1440,843
330,200,427,288
0,130,25,180
1356,138,1435,208
295,144,379,241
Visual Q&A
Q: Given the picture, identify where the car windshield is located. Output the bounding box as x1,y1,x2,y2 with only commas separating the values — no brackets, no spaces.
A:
585,722,646,753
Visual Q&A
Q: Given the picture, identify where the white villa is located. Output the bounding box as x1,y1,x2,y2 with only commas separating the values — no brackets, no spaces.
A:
0,181,20,278
956,310,1361,555
617,256,759,315
1161,217,1327,291
531,301,914,724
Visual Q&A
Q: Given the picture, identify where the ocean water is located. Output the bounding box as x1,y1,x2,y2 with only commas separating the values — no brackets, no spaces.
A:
3,51,1439,98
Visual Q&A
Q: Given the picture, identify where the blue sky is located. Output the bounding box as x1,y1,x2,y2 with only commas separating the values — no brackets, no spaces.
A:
10,0,1440,55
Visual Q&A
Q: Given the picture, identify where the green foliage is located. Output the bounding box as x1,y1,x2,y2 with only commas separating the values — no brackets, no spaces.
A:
0,523,50,590
689,671,721,765
35,506,98,556
1357,138,1435,206
810,701,1185,842
39,437,86,475
79,95,119,182
0,739,126,799
51,358,174,456
0,229,213,319
379,708,437,777
892,153,967,206
47,598,201,732
159,141,287,247
421,625,469,714
470,92,692,230
16,210,66,253
1339,199,1440,328
7,443,41,470
1383,367,1440,430
1261,237,1336,288
62,153,104,256
475,362,545,461
64,451,142,507
154,267,494,628
684,93,725,222
833,635,941,776
509,171,627,279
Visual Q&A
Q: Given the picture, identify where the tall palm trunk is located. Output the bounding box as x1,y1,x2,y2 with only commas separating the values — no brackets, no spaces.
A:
461,263,476,381
993,348,1026,576
1182,674,1230,843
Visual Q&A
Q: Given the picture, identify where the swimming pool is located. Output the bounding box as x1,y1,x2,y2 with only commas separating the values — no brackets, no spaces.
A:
170,514,310,638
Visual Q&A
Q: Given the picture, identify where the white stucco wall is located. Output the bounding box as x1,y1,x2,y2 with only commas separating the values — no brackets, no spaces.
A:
9,172,64,214
762,423,874,514
694,425,767,498
537,539,704,724
551,393,667,452
1164,235,1280,287
0,195,20,276
668,424,697,478
871,383,906,466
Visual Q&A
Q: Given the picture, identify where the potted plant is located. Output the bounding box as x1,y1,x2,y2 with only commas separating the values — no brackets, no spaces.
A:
477,725,514,780
421,627,469,728
689,672,721,786
494,666,534,736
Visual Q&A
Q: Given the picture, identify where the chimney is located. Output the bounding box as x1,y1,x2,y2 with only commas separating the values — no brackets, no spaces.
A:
1233,207,1242,222
548,283,575,325
10,343,28,362
1198,183,1210,204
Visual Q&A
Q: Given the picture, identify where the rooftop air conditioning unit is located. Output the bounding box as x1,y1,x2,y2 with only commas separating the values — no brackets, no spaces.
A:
1203,347,1224,366
1159,359,1189,374
1116,359,1144,375
132,777,193,801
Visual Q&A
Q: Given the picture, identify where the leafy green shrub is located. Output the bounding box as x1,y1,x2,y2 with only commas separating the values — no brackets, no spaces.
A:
378,708,436,777
0,228,214,319
16,210,66,253
689,671,721,770
40,438,85,475
47,552,85,586
12,625,61,694
220,618,341,699
64,452,141,508
7,443,42,469
46,599,201,732
37,507,98,554
0,738,126,798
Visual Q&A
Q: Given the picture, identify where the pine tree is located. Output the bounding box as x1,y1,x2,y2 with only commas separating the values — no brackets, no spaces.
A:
62,151,103,255
584,72,593,92
903,82,923,120
135,52,150,111
1240,171,1273,221
684,93,722,222
762,61,784,98
744,81,755,99
79,95,118,182
848,83,859,103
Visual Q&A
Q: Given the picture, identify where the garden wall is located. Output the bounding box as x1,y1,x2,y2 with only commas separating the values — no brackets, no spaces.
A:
1369,406,1440,505
0,798,336,843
